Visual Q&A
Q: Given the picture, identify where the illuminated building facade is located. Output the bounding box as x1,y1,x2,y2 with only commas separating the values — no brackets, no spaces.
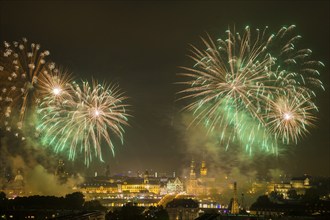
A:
290,176,311,194
186,159,217,196
79,171,164,207
166,177,184,194
120,179,160,194
268,176,312,199
80,181,118,200
119,171,160,194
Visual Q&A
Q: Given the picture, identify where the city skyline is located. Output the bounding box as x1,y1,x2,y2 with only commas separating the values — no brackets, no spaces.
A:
0,1,329,178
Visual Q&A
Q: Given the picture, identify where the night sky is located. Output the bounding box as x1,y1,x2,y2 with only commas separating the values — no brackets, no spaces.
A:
0,1,329,177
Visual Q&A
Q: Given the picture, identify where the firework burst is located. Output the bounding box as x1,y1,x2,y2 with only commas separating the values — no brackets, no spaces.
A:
178,25,324,153
37,80,130,166
38,66,74,103
0,38,54,131
265,93,317,145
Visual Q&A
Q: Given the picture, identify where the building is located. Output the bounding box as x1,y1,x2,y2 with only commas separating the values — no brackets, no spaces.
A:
250,200,330,216
166,177,184,194
186,159,217,196
79,171,163,207
80,179,118,200
268,175,312,199
3,169,25,198
166,199,199,220
290,176,311,195
120,171,160,194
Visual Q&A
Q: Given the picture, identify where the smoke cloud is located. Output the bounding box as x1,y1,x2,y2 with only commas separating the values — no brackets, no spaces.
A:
174,112,285,206
0,127,84,197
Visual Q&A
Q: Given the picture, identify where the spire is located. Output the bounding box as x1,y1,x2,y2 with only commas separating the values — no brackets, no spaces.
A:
231,182,240,214
105,164,110,177
190,159,196,180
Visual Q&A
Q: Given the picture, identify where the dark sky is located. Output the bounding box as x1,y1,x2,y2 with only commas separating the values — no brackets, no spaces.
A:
0,1,329,176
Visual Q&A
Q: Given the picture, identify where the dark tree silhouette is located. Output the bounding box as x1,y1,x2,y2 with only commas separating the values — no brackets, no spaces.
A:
0,191,7,209
106,210,120,220
269,191,284,202
0,191,90,212
287,189,299,200
106,203,144,220
144,206,169,220
250,194,275,210
302,188,320,203
84,200,107,211
0,191,6,201
65,192,85,209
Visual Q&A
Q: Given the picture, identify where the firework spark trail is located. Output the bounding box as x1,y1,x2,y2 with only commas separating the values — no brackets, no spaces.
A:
178,25,324,153
37,80,130,166
0,38,53,132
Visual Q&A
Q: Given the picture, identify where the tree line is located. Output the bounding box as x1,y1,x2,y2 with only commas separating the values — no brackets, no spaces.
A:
0,191,104,211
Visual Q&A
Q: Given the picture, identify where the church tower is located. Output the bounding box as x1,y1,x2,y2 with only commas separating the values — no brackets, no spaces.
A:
189,159,196,180
55,159,65,176
144,170,149,184
13,169,25,196
55,159,68,184
231,182,240,214
200,160,207,177
187,159,198,194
